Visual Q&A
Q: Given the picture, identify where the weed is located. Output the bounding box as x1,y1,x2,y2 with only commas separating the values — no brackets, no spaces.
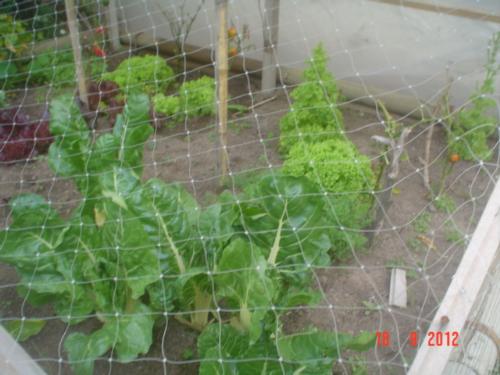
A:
434,194,456,213
407,237,425,252
350,355,369,375
444,221,465,245
413,212,431,234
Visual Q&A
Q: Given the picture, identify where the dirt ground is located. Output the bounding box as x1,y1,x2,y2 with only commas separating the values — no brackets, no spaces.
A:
0,74,498,375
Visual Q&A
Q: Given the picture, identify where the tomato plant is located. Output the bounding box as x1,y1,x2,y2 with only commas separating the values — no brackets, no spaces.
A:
447,32,499,161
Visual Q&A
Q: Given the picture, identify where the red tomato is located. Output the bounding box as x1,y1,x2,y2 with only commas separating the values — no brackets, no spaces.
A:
92,44,106,58
449,153,460,163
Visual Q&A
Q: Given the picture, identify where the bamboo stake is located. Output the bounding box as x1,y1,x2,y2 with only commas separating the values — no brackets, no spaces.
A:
216,0,229,181
65,0,88,109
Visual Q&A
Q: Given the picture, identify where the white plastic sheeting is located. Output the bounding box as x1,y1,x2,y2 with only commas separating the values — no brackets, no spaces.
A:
118,0,500,110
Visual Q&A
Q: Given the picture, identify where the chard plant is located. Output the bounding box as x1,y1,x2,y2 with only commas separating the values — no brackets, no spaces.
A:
1,93,159,374
0,92,375,374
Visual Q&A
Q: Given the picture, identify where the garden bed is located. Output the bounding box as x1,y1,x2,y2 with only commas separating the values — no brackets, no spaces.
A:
0,72,495,374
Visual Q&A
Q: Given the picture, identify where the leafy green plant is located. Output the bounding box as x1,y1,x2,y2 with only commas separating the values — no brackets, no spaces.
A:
3,319,46,341
444,221,465,245
0,95,376,374
0,94,159,374
102,55,175,95
279,44,343,153
407,237,425,252
282,139,375,258
178,76,216,117
0,14,33,86
0,14,32,60
0,0,67,40
362,299,380,316
448,32,500,161
153,93,180,118
350,355,369,375
153,76,215,121
434,193,456,213
153,76,247,126
413,212,431,234
198,324,375,374
28,49,106,87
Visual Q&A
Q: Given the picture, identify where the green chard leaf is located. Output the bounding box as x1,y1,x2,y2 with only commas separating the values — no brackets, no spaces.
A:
277,330,376,374
65,324,116,375
112,94,153,174
3,319,46,342
0,194,76,305
198,324,251,375
239,175,331,269
65,302,154,375
216,238,276,343
48,95,91,184
0,194,65,265
113,303,155,362
130,179,196,275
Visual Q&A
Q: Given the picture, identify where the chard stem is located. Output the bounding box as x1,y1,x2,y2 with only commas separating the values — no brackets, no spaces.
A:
268,200,288,266
154,207,186,274
190,287,211,331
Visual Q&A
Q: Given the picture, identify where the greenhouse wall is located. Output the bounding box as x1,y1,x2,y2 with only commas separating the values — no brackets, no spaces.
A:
118,0,500,109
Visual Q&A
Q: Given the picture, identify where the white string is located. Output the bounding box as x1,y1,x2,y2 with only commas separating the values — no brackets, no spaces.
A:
0,1,499,374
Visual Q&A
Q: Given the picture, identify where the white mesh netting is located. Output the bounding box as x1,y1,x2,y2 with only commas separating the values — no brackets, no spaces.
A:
0,1,499,374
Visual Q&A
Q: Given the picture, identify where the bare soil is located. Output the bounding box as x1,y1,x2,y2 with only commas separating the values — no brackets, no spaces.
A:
0,74,497,375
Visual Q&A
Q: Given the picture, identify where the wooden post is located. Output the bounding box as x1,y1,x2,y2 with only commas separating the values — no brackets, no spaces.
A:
261,0,280,98
107,0,121,51
0,326,47,375
216,0,229,180
408,178,500,375
65,0,88,109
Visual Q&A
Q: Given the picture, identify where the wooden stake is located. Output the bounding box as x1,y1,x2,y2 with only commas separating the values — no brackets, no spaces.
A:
389,268,407,308
65,0,88,109
216,0,229,181
107,0,121,51
261,0,280,98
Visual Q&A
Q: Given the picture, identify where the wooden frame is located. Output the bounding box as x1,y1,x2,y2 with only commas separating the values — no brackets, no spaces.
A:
409,178,500,375
0,326,46,375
